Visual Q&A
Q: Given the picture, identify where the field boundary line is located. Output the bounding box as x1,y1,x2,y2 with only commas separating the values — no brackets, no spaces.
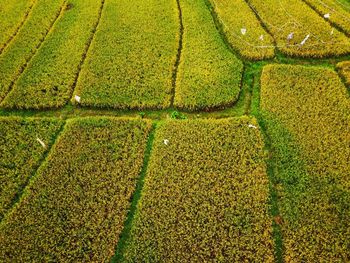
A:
0,0,38,56
110,122,157,263
170,0,184,107
1,1,67,105
70,0,106,101
0,120,67,225
301,0,350,37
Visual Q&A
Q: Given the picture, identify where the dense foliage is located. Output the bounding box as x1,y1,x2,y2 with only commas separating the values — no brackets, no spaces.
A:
123,118,274,262
210,0,275,60
1,0,103,109
260,64,350,262
174,0,243,110
0,117,63,221
73,0,178,109
337,61,350,87
0,0,65,102
0,0,35,53
246,0,350,57
303,0,350,35
0,117,152,262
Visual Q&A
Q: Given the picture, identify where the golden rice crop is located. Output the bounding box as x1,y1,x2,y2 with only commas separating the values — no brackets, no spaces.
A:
123,117,274,262
0,117,152,262
260,64,350,262
303,0,350,35
0,117,63,221
210,0,275,60
1,0,103,109
0,0,35,53
337,60,350,86
246,0,350,57
73,0,178,109
174,0,243,111
0,0,65,102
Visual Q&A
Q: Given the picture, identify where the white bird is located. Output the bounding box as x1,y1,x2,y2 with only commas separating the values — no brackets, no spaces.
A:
248,124,257,129
241,28,247,35
259,35,264,41
300,34,310,46
287,32,294,40
36,137,46,148
324,13,330,19
75,95,81,103
163,139,169,145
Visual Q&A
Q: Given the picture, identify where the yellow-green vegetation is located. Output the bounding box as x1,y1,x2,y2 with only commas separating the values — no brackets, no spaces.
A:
1,0,103,109
123,118,274,262
0,0,35,53
210,0,275,60
0,0,65,102
0,117,152,262
260,64,350,261
0,117,63,221
73,0,178,109
246,0,350,57
303,0,350,35
337,60,350,86
174,0,243,110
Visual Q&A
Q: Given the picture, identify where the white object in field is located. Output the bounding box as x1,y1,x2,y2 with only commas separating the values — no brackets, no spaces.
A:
163,139,169,145
259,35,264,41
300,34,310,46
36,137,46,148
287,32,294,40
74,95,81,103
324,13,330,19
248,124,257,129
241,28,247,35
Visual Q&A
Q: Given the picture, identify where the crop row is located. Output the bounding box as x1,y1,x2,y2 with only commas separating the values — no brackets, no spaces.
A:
1,0,104,109
0,117,152,262
210,0,275,60
72,0,179,109
260,64,350,261
0,117,63,221
303,0,350,35
0,0,65,102
173,0,243,110
0,0,35,53
123,118,274,262
246,0,350,57
337,60,350,87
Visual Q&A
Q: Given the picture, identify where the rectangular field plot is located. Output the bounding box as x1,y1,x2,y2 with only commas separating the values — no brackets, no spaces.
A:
0,117,63,221
174,0,243,110
337,61,350,86
0,0,35,53
0,117,152,262
73,0,178,109
246,0,350,57
0,0,65,102
1,0,103,109
303,0,350,35
210,0,275,60
123,118,274,262
260,64,350,262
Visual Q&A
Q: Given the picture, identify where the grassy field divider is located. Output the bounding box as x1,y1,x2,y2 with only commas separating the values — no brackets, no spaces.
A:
0,119,67,223
0,0,37,55
0,0,67,103
170,0,184,107
111,122,157,263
